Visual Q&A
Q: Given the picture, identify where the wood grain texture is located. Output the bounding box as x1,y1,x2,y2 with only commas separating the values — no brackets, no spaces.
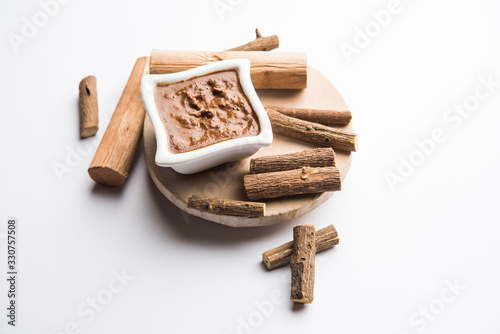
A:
291,225,316,303
78,75,98,138
227,29,279,51
262,224,338,270
267,108,358,152
250,148,335,174
150,50,307,89
88,57,149,187
244,167,341,201
265,104,351,125
187,195,265,218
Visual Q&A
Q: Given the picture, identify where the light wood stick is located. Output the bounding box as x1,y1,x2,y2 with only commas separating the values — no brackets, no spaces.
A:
88,57,149,187
267,108,358,152
150,50,307,89
187,195,265,218
262,225,338,270
291,225,316,303
227,29,279,51
250,148,335,174
244,167,341,201
79,75,98,138
265,104,352,125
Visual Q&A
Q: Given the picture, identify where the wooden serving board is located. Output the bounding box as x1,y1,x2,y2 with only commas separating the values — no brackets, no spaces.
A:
143,66,353,227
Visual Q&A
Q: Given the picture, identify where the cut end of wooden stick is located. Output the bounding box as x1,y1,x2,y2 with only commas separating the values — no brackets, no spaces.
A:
80,126,98,138
352,134,359,152
88,166,126,187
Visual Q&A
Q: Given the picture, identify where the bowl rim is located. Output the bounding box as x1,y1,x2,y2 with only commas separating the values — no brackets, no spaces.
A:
140,59,273,166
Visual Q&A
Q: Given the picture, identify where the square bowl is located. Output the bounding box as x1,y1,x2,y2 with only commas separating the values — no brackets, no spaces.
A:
141,59,273,174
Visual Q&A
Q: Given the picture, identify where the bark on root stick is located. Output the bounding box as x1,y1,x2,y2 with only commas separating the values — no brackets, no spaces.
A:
88,57,149,187
227,29,279,51
265,104,352,125
244,167,341,201
262,224,339,270
266,108,358,152
250,148,336,174
187,195,265,218
291,225,316,303
79,75,98,138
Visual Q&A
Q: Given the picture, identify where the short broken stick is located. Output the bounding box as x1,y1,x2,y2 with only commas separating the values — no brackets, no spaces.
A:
187,195,265,218
262,224,338,270
79,75,99,138
291,225,316,303
250,148,336,174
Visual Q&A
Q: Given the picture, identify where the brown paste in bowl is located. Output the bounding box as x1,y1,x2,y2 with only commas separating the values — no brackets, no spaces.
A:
153,70,261,154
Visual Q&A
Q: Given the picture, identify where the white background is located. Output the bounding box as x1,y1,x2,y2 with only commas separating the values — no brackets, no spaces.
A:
1,0,500,333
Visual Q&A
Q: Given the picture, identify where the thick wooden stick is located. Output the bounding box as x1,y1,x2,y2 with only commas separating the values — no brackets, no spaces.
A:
250,148,335,174
88,57,149,187
267,108,358,152
79,75,98,138
244,167,341,201
262,225,338,270
227,29,279,51
187,195,265,218
150,50,307,89
265,104,352,125
291,225,316,303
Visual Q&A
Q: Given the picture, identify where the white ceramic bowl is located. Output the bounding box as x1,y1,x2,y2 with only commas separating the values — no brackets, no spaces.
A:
141,59,273,174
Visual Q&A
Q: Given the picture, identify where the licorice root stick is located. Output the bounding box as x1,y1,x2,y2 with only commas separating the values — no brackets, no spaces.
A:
244,167,341,201
291,225,316,303
262,225,338,270
250,148,335,174
265,105,352,125
79,76,99,138
267,108,358,152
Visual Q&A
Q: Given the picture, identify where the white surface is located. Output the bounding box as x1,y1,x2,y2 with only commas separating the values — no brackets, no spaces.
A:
141,59,273,173
1,0,500,333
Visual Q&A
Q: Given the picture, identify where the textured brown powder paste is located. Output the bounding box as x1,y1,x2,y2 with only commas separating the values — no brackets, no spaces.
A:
153,70,260,153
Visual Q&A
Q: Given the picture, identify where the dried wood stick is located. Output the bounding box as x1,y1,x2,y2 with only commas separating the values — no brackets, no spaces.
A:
291,225,316,303
267,108,358,152
227,29,279,51
244,167,341,201
88,57,149,187
79,75,98,138
150,50,307,89
262,225,338,270
250,148,335,174
265,104,352,125
187,195,265,218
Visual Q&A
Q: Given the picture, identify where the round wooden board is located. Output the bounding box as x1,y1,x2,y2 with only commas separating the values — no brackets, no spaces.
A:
143,66,353,227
